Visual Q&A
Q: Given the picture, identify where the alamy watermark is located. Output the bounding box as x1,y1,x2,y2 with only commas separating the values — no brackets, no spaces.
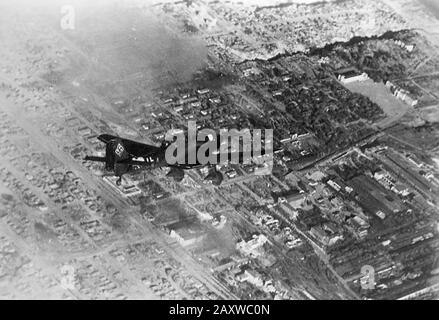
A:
164,121,273,174
60,264,76,290
360,265,375,290
60,5,75,30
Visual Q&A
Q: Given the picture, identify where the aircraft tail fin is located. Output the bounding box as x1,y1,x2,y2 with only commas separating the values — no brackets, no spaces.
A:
104,139,130,168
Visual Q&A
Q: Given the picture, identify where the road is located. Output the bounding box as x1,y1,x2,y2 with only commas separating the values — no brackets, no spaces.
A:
0,91,237,299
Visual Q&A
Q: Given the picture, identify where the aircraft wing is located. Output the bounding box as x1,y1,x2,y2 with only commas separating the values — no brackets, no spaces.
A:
97,134,161,157
84,155,150,167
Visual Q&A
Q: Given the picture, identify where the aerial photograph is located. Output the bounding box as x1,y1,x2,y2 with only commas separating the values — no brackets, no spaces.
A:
0,0,439,305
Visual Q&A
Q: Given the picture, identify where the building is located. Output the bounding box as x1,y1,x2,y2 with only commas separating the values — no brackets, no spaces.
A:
169,224,205,247
310,223,343,247
236,234,269,258
337,70,369,84
236,269,264,287
386,81,418,107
